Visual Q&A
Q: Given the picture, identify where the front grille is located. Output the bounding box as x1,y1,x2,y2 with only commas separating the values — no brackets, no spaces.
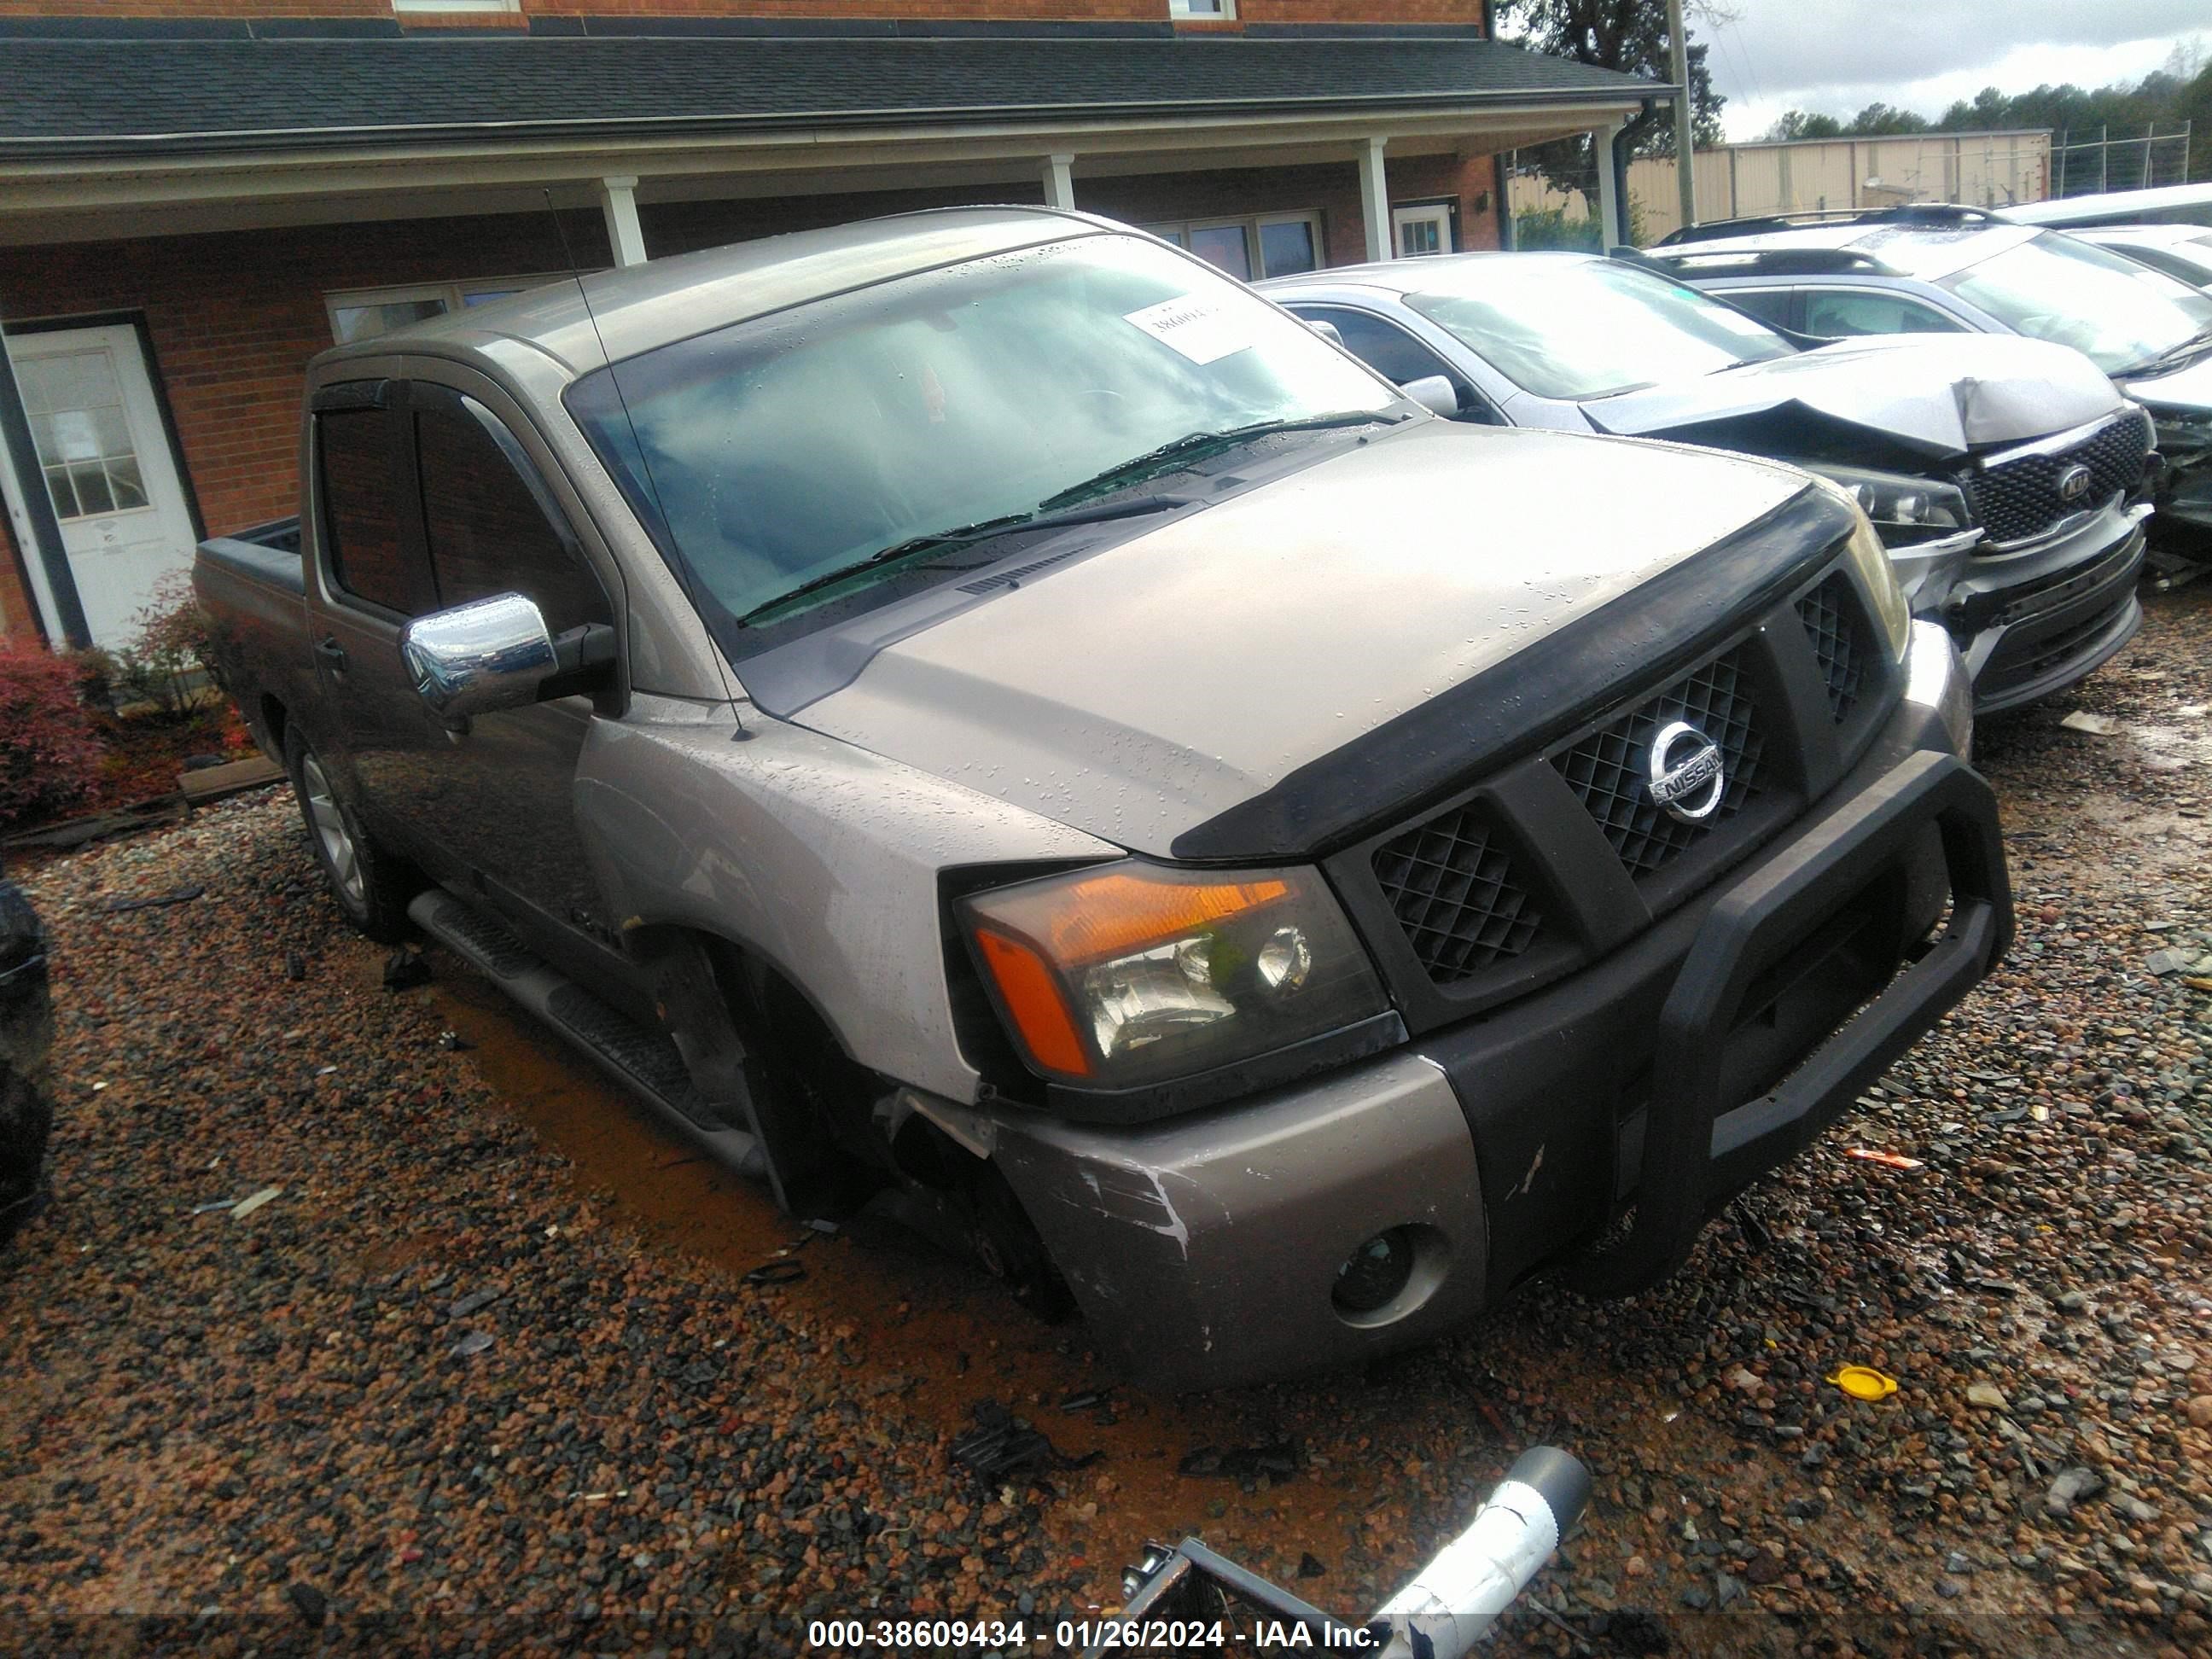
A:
1372,807,1544,984
1796,573,1866,723
1990,533,2143,629
1969,410,2151,545
1551,647,1764,877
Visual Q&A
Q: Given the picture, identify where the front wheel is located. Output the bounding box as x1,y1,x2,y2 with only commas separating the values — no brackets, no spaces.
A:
286,727,413,944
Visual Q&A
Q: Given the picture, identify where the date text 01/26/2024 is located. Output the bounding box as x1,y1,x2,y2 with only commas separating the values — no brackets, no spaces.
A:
806,1619,1388,1650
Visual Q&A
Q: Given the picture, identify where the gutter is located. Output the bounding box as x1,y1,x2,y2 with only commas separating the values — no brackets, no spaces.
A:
0,86,1658,163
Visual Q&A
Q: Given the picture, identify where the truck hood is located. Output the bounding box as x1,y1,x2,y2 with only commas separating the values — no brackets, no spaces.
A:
790,422,1809,859
1585,333,2125,458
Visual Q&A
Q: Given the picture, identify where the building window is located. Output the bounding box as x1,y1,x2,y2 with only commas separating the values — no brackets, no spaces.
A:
1168,0,1235,16
324,277,562,344
393,1,520,13
1144,212,1321,281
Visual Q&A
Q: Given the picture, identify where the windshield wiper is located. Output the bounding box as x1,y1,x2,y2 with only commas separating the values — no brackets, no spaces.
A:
1037,410,1406,512
2123,325,2212,378
734,493,1189,628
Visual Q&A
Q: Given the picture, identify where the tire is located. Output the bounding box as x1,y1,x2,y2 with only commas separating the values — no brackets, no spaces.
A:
285,725,414,945
0,1065,51,1253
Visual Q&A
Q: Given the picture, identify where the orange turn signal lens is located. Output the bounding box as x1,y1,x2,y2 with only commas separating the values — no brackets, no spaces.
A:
973,928,1091,1077
1033,870,1290,965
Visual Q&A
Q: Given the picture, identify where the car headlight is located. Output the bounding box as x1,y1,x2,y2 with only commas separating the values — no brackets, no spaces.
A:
1801,463,1973,546
2150,408,2212,459
1804,475,1916,663
959,861,1388,1090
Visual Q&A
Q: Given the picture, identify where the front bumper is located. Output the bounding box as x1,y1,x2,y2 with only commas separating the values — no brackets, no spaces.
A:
990,645,2009,1393
1902,504,2148,714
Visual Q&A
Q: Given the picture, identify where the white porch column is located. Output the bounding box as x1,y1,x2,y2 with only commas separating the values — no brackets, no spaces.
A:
1358,135,1391,261
599,175,649,268
1041,153,1077,211
1592,123,1625,248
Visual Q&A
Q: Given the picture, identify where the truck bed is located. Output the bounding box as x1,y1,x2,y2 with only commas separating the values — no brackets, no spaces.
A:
193,516,310,762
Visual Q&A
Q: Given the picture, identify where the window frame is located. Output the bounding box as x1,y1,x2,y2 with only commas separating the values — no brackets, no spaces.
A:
1141,211,1324,282
409,384,614,637
1167,0,1236,17
323,276,567,345
391,0,520,14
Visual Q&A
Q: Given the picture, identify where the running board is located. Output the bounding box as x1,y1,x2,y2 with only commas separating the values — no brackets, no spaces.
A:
407,889,767,1180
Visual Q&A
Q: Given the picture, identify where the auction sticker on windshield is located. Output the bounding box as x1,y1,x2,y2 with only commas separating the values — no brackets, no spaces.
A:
1124,294,1255,365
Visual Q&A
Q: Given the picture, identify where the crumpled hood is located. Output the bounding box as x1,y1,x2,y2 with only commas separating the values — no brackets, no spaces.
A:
1586,332,2125,457
792,422,1808,858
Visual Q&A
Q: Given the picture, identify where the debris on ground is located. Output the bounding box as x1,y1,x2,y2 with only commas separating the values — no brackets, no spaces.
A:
1176,1441,1299,1480
95,885,205,915
227,1185,282,1220
948,1401,1101,1485
381,947,431,991
1844,1147,1924,1170
2058,709,2121,735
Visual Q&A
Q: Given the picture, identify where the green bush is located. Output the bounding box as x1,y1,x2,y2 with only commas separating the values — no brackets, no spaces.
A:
1510,206,1603,251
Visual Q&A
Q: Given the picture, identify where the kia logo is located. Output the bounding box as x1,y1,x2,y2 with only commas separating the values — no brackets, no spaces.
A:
2056,463,2093,504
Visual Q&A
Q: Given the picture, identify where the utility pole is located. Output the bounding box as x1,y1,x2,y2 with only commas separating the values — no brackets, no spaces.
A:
1668,0,1697,233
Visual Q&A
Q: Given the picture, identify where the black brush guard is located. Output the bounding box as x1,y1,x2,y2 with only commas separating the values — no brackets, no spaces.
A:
1569,750,2011,1297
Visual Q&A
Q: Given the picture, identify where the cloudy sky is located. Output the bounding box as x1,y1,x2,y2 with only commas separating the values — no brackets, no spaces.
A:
1696,0,2207,140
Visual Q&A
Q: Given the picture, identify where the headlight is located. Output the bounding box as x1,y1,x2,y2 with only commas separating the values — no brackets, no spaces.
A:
2150,409,2212,458
959,861,1387,1090
1804,476,1915,664
1802,463,1973,546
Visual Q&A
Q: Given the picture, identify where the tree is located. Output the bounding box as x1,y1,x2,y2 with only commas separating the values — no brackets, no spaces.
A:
1493,0,1729,203
1763,109,1841,142
1843,102,1932,137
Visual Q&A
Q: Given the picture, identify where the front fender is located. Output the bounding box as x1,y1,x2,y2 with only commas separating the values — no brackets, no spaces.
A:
572,695,1121,1103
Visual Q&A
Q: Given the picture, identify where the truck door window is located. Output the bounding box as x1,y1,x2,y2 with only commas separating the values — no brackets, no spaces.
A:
1802,288,1967,338
1295,306,1496,422
318,408,438,617
413,399,612,635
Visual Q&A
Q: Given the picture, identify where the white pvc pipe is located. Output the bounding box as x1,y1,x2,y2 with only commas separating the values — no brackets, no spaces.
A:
1372,1478,1563,1659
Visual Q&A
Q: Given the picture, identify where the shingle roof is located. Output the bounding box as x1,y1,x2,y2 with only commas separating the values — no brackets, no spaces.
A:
0,34,1659,155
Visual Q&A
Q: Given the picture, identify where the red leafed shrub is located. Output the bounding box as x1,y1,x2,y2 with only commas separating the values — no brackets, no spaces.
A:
0,643,103,830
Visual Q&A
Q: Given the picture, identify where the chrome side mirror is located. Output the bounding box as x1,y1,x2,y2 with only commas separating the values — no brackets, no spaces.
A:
400,592,559,722
1400,375,1462,418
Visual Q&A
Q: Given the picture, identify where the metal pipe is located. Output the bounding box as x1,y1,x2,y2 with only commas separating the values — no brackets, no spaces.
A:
1372,1447,1592,1659
1667,0,1696,231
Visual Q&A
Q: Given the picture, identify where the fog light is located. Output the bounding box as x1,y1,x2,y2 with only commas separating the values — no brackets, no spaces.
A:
1333,1227,1416,1314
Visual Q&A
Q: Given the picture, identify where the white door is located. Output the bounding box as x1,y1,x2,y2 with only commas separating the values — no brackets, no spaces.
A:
1393,203,1453,258
5,323,197,649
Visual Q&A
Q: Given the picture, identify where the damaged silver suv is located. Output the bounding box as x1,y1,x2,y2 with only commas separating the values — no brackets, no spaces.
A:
198,209,2011,1389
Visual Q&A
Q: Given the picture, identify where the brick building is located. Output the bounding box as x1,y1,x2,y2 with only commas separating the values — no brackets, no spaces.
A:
0,0,1662,649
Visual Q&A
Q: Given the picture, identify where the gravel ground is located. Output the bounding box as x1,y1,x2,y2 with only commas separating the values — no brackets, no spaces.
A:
4,589,2211,1656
